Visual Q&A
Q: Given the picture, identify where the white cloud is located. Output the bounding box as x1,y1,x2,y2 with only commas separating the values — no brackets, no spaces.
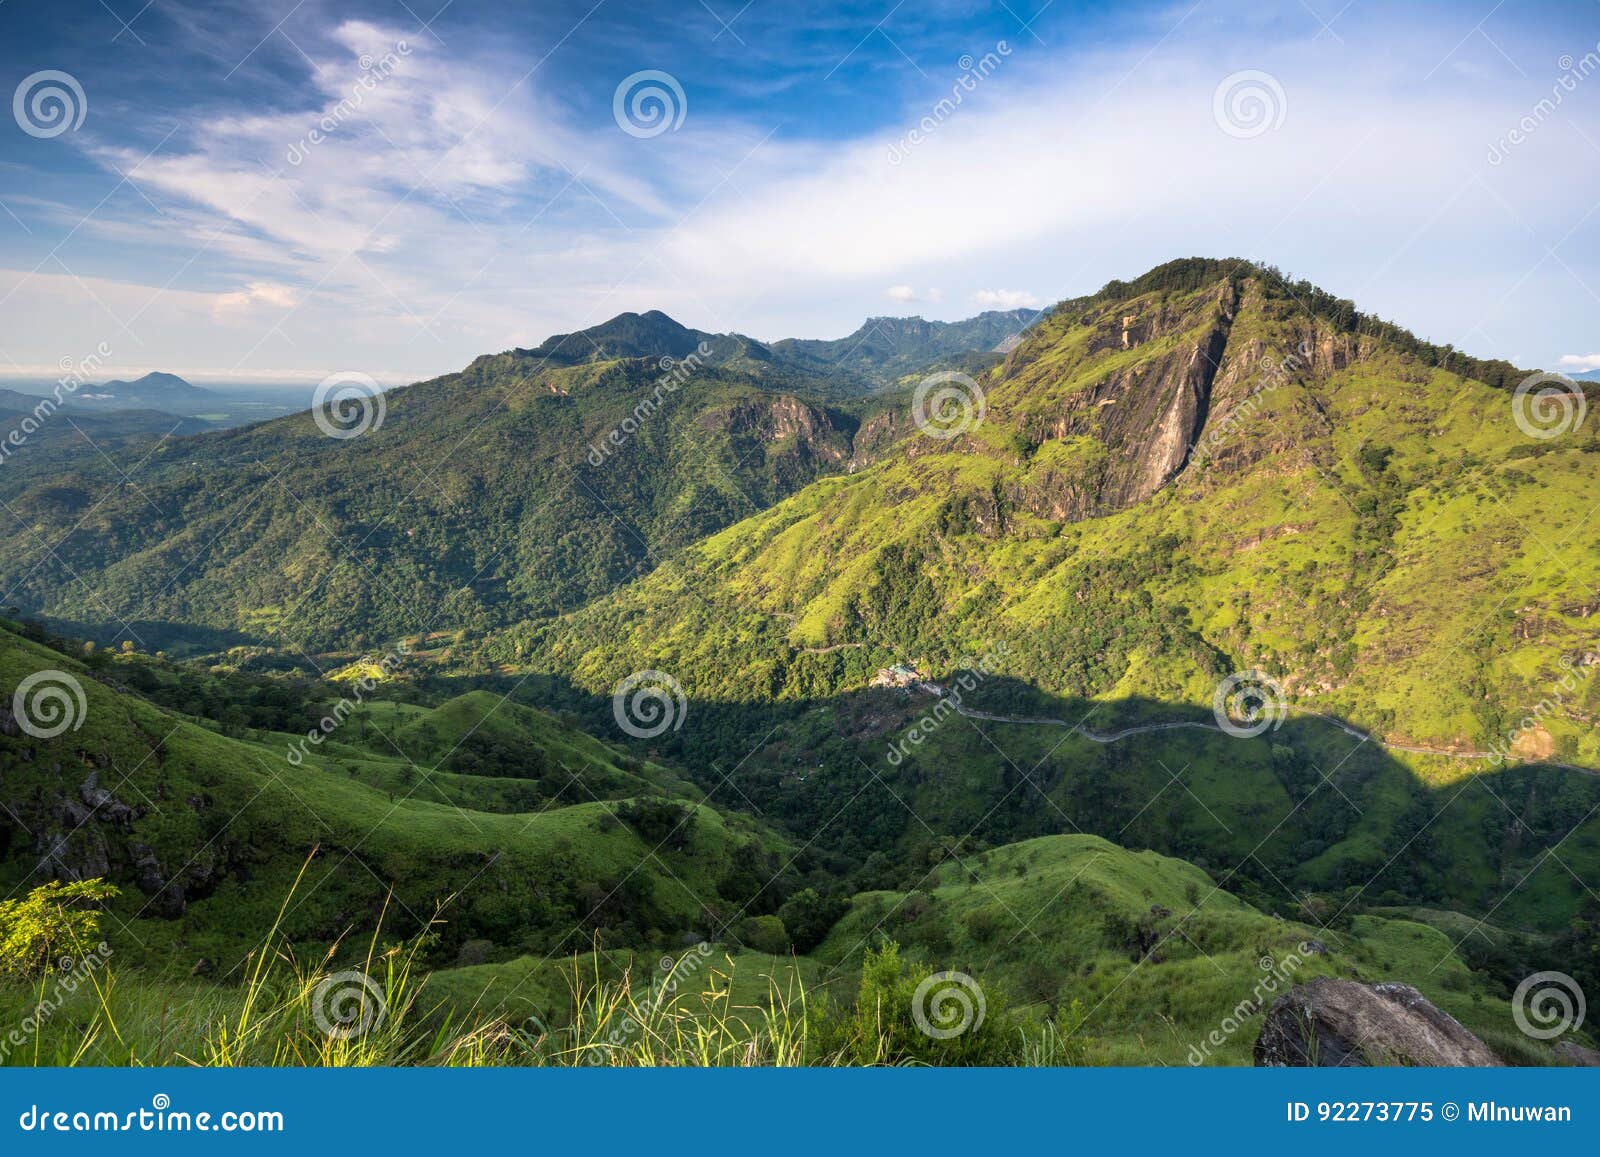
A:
974,289,1039,310
1558,354,1600,372
4,3,1594,378
214,281,300,314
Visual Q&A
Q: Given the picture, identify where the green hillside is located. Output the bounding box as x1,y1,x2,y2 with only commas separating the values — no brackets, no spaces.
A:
490,260,1597,769
0,623,797,974
3,258,1598,1069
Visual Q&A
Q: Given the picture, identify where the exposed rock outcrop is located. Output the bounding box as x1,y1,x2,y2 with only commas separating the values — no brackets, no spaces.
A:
1254,978,1501,1067
1554,1040,1600,1066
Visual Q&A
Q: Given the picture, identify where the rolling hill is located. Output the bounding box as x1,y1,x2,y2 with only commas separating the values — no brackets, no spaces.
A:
0,619,797,974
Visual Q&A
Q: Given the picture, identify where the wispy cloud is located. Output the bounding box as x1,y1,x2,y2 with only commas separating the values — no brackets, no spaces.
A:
974,289,1037,309
886,284,942,303
0,0,1595,380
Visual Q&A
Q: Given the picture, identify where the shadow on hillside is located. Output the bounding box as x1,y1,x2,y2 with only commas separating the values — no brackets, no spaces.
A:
34,615,263,656
406,668,1600,935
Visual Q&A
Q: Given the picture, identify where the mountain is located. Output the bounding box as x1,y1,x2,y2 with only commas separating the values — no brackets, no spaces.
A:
500,261,1568,740
5,257,1600,1066
770,309,1040,390
513,307,1044,392
73,371,219,413
0,332,880,653
514,309,719,367
0,301,1048,653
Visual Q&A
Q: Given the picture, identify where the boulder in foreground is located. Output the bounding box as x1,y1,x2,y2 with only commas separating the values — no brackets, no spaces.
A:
1254,978,1501,1067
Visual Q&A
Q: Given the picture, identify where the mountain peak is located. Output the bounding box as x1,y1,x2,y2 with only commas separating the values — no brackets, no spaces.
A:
511,310,711,368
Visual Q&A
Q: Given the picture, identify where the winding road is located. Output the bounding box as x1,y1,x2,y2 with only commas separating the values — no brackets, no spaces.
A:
928,683,1599,775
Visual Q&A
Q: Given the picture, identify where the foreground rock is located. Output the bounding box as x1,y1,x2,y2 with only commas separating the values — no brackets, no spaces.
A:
1255,978,1501,1067
1555,1040,1600,1066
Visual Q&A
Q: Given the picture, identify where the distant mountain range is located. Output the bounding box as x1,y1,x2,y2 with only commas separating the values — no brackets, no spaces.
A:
504,307,1041,394
3,258,1600,1070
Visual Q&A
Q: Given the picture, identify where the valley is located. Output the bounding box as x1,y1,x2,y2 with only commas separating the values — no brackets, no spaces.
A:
2,258,1598,1068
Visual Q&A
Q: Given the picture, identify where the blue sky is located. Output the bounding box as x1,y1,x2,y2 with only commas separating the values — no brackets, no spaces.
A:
1,0,1597,384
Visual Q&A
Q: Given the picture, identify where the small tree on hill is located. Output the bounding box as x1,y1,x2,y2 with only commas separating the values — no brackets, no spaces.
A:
0,879,119,979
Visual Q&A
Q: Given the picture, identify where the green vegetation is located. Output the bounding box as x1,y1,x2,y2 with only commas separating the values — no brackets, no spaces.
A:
3,259,1598,1068
0,880,118,979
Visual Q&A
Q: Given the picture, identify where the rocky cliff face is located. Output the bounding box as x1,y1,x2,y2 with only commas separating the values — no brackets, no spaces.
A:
966,274,1379,526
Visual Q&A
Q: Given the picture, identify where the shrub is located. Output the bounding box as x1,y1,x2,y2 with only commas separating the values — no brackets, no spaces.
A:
0,879,119,979
737,915,789,956
778,889,850,953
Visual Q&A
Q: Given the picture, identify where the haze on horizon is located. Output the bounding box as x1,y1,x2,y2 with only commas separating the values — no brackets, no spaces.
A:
1,0,1597,386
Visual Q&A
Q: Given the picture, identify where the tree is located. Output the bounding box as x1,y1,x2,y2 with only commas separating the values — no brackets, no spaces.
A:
0,879,119,979
778,888,850,953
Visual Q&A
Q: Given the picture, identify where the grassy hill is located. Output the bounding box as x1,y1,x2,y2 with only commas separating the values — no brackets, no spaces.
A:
0,623,799,974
